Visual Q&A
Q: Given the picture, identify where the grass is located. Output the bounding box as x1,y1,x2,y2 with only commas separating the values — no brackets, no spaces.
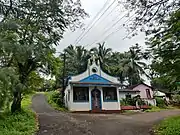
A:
145,106,176,112
44,91,67,112
155,115,180,135
0,93,38,135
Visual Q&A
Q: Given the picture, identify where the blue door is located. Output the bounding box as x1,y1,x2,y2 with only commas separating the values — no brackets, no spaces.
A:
91,88,102,110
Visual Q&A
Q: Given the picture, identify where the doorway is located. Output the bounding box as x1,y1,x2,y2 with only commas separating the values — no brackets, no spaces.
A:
91,88,102,110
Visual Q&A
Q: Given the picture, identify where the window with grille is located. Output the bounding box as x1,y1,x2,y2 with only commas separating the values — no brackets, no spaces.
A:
103,87,117,101
146,89,151,99
73,87,89,102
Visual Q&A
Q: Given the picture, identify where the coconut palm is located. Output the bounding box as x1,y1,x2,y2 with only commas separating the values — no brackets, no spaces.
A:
108,52,128,85
63,45,89,75
122,45,147,85
90,42,112,72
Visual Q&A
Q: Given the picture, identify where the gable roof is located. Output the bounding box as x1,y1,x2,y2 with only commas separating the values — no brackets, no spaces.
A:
127,82,153,90
79,74,111,83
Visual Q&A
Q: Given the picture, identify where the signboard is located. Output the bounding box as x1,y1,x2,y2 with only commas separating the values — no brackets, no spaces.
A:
80,74,110,83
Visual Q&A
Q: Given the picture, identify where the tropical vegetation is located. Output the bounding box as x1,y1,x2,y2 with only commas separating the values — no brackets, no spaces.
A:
59,43,147,87
155,115,180,135
0,0,87,113
44,91,67,112
0,93,37,135
0,0,179,134
147,9,180,93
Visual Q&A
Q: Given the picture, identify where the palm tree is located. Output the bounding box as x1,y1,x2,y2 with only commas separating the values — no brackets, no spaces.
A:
90,42,112,72
108,52,128,85
63,45,89,75
122,45,147,85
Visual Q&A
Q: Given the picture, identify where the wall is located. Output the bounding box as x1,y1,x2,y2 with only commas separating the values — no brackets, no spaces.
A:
144,99,156,106
68,85,91,111
70,60,119,83
64,85,71,109
70,102,90,111
68,86,121,111
71,70,89,82
102,102,120,110
101,87,121,110
119,92,139,99
133,84,153,99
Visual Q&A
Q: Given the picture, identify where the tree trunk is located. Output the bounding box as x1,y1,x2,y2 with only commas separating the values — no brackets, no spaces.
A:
11,90,22,113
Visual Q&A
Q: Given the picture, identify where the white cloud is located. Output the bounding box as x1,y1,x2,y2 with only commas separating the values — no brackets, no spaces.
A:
57,0,146,53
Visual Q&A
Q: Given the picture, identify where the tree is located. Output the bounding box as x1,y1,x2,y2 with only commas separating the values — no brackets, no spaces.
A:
108,52,128,85
26,72,44,92
148,10,180,91
63,45,89,75
0,68,18,111
0,0,87,112
121,0,180,37
123,44,147,85
90,42,112,72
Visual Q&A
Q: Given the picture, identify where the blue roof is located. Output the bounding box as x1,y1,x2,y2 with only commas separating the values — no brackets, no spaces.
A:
80,74,111,83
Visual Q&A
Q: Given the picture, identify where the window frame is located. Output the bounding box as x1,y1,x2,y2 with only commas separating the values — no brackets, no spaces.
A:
125,93,132,99
146,89,151,99
103,87,118,102
73,86,89,102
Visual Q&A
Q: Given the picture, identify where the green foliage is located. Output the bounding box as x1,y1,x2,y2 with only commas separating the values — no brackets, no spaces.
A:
120,98,129,106
45,91,67,111
26,72,44,92
145,106,166,112
148,10,180,91
172,95,180,105
0,68,18,111
120,96,146,106
155,115,180,135
122,0,179,38
155,97,167,108
63,45,90,76
0,0,87,112
0,93,37,135
63,43,147,86
90,42,112,72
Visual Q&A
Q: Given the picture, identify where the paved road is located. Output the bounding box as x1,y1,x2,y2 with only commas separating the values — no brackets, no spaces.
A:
32,94,180,135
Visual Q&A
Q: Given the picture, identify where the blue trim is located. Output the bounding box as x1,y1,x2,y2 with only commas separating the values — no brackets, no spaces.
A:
103,100,118,102
72,84,113,87
73,100,89,103
80,74,111,83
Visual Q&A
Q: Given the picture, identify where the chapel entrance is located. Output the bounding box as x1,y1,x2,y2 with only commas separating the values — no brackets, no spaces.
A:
91,88,101,110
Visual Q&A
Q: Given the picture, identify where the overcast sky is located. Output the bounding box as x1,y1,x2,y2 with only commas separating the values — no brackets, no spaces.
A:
57,0,146,52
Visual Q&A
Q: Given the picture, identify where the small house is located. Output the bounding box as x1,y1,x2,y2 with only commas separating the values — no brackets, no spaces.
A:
119,83,156,106
64,56,121,112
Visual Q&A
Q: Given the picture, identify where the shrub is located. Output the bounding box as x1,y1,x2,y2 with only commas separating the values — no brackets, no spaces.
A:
0,93,37,135
120,96,146,106
155,97,167,108
120,98,129,106
172,95,180,105
45,91,67,111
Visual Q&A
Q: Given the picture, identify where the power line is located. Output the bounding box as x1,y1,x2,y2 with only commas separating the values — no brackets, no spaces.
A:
75,0,117,45
91,12,136,46
94,3,120,28
74,0,109,45
103,13,136,41
88,12,129,46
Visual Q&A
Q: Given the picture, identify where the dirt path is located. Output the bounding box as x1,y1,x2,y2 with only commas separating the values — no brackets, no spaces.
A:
32,94,180,135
